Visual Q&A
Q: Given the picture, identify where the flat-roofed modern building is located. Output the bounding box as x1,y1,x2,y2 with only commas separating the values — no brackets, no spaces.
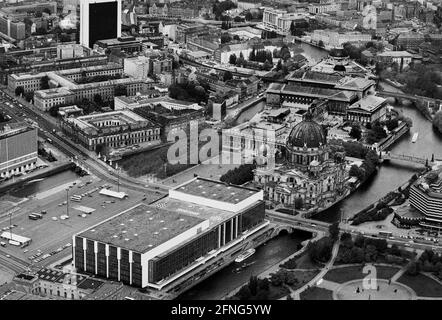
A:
0,123,38,179
80,0,122,49
60,110,161,150
73,177,267,291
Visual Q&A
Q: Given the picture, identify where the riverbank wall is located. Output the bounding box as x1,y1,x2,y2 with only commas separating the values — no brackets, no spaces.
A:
0,161,75,195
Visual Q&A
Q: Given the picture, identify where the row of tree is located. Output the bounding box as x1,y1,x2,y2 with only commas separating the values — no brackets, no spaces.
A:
220,163,256,185
337,233,408,265
249,49,273,64
408,249,442,279
168,82,209,104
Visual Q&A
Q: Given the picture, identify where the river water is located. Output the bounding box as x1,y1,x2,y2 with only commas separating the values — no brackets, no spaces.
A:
177,230,311,300
5,43,437,300
4,170,80,199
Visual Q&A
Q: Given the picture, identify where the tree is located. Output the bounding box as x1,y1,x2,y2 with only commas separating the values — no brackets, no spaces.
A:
280,45,291,61
237,285,252,300
249,48,256,62
114,85,127,96
221,33,232,44
407,261,420,276
49,106,59,117
41,76,50,90
93,94,103,106
433,111,442,134
318,40,324,48
229,54,237,65
223,71,233,82
276,59,282,71
290,21,296,35
263,60,273,71
349,164,364,181
329,222,340,241
294,197,303,210
43,8,51,15
15,86,24,96
349,125,362,140
248,276,258,296
245,11,253,21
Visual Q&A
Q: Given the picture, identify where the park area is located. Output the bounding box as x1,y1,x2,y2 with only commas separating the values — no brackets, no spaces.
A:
398,273,442,298
323,265,401,284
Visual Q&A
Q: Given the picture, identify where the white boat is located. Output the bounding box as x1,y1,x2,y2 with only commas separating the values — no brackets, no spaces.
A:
235,248,256,263
412,132,418,143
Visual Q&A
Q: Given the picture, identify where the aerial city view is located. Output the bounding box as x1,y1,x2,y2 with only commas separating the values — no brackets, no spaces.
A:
0,0,441,305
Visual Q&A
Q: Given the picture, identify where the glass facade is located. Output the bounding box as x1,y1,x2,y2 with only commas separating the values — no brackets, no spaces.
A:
148,229,218,283
97,243,106,277
120,249,130,284
74,236,84,271
85,240,95,273
73,200,266,287
239,201,265,233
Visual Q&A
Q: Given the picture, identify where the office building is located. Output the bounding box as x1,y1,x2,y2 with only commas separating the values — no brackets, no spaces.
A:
80,0,122,48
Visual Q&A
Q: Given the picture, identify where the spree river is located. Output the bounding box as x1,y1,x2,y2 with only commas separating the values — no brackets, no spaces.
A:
314,102,442,223
178,230,311,300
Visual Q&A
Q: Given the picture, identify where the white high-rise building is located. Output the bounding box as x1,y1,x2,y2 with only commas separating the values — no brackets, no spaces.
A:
79,0,122,49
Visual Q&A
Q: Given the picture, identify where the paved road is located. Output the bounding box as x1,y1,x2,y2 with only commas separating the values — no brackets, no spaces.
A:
291,240,340,300
0,89,168,196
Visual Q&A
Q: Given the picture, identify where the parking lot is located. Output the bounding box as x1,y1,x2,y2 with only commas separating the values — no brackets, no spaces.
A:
0,174,162,270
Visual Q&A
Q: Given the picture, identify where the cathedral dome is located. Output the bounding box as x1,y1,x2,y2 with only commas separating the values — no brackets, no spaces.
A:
287,118,326,149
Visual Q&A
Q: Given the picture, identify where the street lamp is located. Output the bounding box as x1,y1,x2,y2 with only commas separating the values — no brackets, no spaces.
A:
66,185,72,217
9,212,12,241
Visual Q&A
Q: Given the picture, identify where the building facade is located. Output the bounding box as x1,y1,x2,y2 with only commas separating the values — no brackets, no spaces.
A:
73,178,267,291
254,116,348,213
80,0,122,48
410,169,442,230
60,110,161,151
0,123,38,179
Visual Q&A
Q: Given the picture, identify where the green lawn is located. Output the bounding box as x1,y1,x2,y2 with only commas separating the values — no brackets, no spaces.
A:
294,253,321,270
398,273,442,297
268,285,290,300
324,265,400,284
288,270,320,291
300,287,334,300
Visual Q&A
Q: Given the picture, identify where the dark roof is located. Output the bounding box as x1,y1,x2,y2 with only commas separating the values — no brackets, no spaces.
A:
287,118,326,149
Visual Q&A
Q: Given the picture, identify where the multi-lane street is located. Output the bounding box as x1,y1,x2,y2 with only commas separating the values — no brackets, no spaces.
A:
0,88,168,195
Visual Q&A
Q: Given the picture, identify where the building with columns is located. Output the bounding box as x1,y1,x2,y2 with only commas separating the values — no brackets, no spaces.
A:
73,177,268,291
254,115,348,214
